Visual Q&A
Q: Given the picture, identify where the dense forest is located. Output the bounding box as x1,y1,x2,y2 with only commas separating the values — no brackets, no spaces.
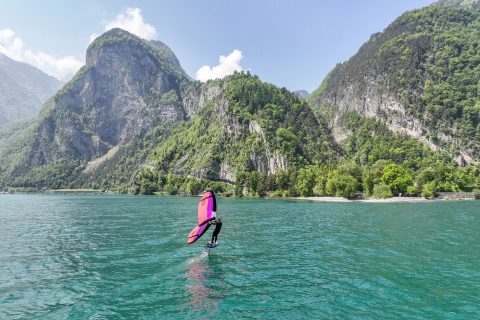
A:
133,160,480,199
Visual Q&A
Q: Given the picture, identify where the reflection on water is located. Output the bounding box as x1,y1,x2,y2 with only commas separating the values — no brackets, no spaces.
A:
2,195,480,319
185,252,224,316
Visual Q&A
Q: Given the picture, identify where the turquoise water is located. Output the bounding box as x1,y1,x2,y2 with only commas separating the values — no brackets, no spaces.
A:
0,195,479,319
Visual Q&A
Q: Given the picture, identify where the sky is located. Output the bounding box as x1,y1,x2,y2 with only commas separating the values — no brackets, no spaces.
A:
0,0,434,91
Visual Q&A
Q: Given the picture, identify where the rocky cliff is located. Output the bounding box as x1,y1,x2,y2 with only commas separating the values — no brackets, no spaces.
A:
308,3,480,164
148,74,340,183
0,29,190,186
0,29,340,190
39,30,188,160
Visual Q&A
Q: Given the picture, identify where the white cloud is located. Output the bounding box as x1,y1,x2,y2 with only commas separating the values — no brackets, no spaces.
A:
89,7,157,44
0,8,157,80
104,7,157,40
0,28,83,80
0,29,24,60
196,50,244,82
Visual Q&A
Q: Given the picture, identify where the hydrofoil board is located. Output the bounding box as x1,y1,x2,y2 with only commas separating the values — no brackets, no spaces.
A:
206,242,218,249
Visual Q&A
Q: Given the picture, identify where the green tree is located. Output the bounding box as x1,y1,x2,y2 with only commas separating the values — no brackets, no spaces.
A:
372,183,393,199
313,175,328,196
275,170,289,191
338,162,363,187
362,160,392,196
186,179,203,196
164,172,178,195
326,172,359,198
416,168,435,193
140,180,157,195
246,171,261,195
134,168,158,195
287,169,298,197
235,171,247,197
421,181,437,199
295,166,319,197
382,164,413,196
257,174,268,197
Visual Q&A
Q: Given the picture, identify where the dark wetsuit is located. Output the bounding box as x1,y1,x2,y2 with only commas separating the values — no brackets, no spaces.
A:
211,220,223,243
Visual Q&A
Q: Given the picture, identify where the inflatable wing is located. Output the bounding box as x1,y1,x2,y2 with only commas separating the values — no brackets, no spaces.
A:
187,191,216,244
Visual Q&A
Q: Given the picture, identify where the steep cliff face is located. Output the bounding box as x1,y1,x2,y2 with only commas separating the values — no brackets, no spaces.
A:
26,29,188,166
148,74,340,183
75,73,341,186
61,74,339,188
308,4,480,163
0,29,340,190
0,53,62,126
1,29,190,186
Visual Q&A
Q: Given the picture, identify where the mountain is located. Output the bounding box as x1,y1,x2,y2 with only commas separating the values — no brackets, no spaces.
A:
0,53,62,126
294,90,309,99
148,74,338,181
3,6,479,197
307,3,480,164
0,28,340,191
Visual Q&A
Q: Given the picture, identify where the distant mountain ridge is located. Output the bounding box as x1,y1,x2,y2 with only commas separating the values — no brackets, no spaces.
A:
0,53,62,126
294,90,309,99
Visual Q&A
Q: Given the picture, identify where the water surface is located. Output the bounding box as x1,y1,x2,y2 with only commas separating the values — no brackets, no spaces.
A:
1,195,479,319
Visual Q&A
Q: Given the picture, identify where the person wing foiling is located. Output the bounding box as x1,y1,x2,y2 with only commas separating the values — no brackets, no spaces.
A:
187,191,216,244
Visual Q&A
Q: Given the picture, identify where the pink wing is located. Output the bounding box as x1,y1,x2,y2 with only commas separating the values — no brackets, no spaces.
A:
187,191,217,244
197,191,216,226
187,223,211,244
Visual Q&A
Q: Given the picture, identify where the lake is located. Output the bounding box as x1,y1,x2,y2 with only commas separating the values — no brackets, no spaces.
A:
0,195,479,319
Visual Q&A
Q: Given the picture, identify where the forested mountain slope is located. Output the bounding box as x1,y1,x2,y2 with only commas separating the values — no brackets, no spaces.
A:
308,3,480,164
0,29,340,192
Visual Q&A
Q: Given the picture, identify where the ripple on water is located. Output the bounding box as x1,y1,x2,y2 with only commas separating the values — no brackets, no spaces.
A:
0,195,479,319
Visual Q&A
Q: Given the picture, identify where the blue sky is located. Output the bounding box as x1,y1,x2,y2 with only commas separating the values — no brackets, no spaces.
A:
0,0,433,91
